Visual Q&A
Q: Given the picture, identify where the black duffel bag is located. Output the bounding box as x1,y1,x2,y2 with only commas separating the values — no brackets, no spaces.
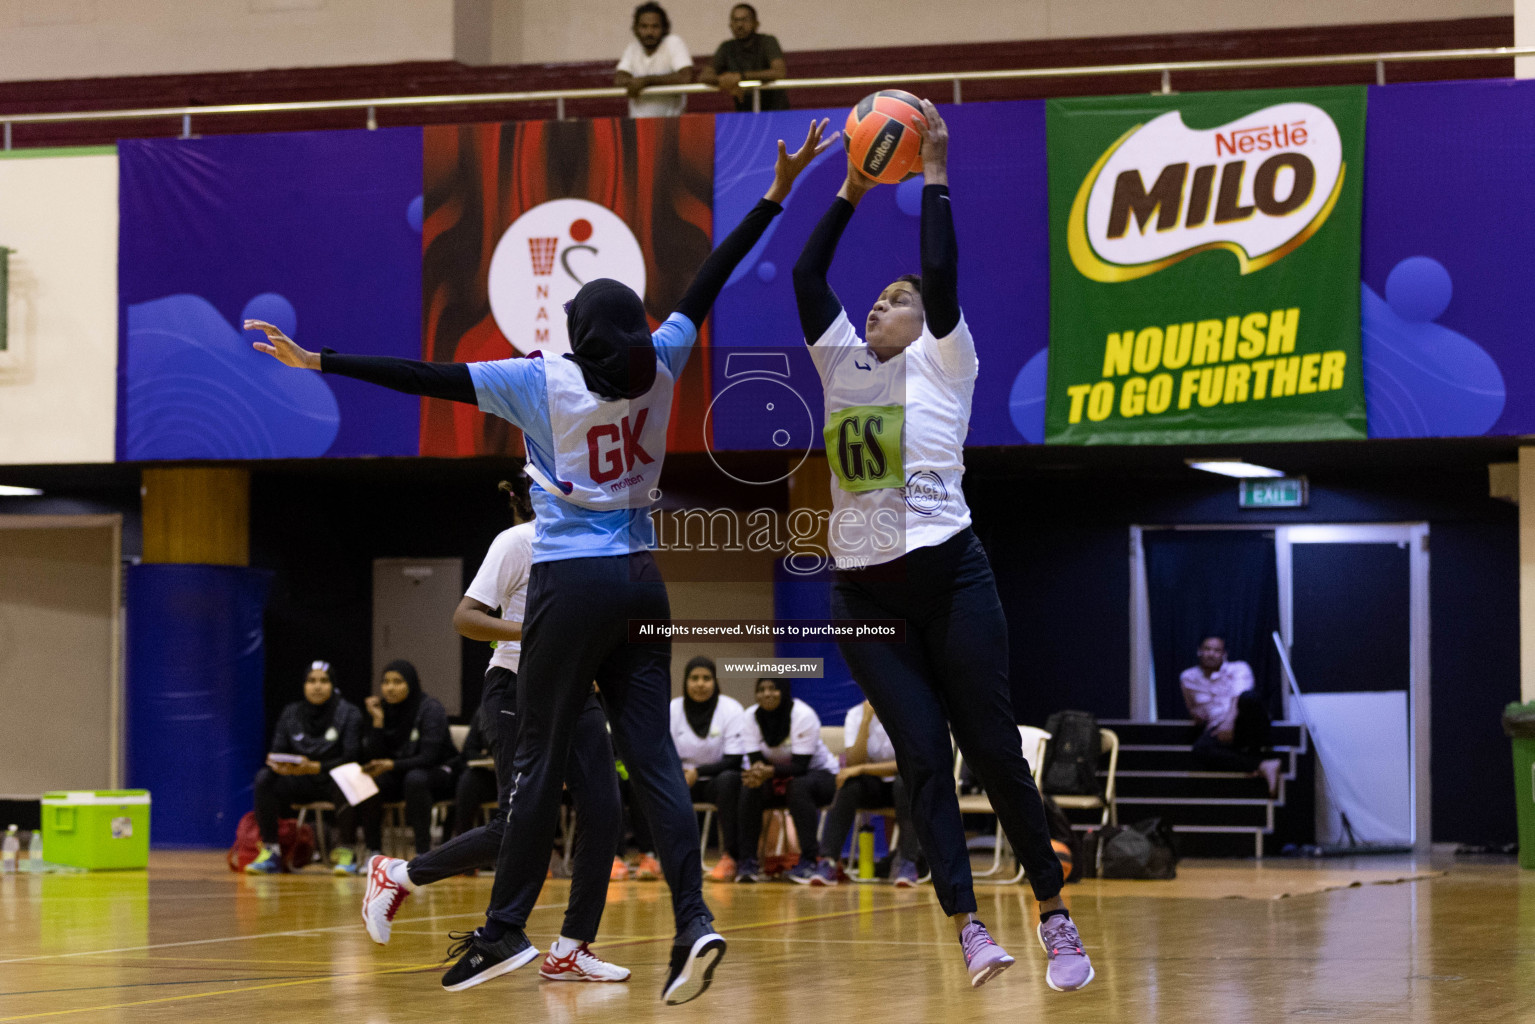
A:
1082,818,1179,879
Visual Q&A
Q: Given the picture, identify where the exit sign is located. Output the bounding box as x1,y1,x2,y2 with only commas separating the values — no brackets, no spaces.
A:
1239,477,1308,508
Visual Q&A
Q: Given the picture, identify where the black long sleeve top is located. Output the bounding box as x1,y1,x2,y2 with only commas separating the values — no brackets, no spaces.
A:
317,198,784,398
792,183,959,345
363,695,453,773
268,699,365,774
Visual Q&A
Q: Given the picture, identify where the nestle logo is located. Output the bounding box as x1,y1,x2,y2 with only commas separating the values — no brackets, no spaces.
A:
1215,121,1307,157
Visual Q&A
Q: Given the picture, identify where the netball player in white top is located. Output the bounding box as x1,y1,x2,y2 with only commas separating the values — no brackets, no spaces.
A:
790,99,1094,992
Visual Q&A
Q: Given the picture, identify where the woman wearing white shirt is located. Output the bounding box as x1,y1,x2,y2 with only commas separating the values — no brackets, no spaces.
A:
809,700,921,887
731,678,837,883
667,656,746,882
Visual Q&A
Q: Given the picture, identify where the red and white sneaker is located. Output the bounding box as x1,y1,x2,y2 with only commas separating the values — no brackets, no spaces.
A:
361,855,411,945
539,942,632,983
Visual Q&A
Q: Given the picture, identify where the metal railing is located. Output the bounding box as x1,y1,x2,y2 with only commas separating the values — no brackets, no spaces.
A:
2,44,1532,149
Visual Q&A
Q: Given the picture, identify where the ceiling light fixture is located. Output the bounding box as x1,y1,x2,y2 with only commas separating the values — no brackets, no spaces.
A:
1185,459,1286,479
0,485,43,496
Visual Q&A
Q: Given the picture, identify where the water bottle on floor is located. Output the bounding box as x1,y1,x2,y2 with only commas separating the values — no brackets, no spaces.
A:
1,825,18,873
27,827,43,871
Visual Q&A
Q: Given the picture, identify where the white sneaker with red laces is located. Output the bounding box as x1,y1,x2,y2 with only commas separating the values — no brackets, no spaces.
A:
539,942,632,983
361,855,411,945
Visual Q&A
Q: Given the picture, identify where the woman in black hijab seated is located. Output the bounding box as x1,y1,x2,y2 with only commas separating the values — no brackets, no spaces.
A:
732,678,838,884
247,661,364,873
352,659,454,866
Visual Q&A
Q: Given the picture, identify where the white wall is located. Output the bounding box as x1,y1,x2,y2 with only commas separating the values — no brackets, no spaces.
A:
0,517,120,795
0,150,118,466
0,0,1512,81
0,0,455,81
506,0,1512,65
1517,0,1535,77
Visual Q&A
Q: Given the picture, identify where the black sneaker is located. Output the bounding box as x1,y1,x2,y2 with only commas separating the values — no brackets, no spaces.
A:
661,920,726,1005
440,928,540,992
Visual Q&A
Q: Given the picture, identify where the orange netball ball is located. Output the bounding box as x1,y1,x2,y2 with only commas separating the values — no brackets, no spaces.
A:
1052,838,1074,877
844,90,927,184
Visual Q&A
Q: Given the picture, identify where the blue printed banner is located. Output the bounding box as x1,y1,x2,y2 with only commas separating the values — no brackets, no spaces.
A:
708,101,1050,454
1359,80,1535,438
116,129,424,460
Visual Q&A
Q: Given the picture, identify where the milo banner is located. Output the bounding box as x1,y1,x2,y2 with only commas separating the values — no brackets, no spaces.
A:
1045,87,1368,444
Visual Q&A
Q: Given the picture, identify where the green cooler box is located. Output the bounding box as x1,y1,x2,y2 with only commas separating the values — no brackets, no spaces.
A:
41,790,151,870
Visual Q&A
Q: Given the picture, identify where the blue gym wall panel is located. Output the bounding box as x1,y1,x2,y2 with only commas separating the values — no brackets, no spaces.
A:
126,564,272,847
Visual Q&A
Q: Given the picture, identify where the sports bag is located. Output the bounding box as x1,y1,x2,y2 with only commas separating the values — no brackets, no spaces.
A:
226,811,317,872
1041,710,1102,796
1083,818,1179,880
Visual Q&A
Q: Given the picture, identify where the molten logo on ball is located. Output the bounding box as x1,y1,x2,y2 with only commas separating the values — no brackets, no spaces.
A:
1068,102,1344,283
488,199,647,356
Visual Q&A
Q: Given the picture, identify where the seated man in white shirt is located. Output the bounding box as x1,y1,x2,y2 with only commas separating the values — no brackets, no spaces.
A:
1179,636,1281,795
614,2,694,118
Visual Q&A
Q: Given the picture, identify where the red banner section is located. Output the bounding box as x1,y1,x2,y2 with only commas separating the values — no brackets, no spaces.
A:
420,115,715,456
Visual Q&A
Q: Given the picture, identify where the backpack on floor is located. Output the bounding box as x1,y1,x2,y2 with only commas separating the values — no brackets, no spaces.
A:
1041,794,1085,884
1082,818,1179,880
1041,710,1102,797
226,811,317,872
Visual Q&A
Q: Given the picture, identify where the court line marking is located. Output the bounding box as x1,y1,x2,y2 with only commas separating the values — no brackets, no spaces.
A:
0,891,940,1019
0,962,443,1022
0,902,563,966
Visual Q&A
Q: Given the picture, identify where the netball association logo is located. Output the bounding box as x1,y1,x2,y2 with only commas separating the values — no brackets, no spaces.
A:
487,199,647,356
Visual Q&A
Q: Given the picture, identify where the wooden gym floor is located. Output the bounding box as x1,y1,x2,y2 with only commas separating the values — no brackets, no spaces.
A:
0,852,1530,1023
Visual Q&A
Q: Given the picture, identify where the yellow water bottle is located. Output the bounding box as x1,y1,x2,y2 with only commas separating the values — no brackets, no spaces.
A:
857,827,875,880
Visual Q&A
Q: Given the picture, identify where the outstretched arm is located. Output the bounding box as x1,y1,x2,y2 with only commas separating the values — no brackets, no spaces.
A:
916,99,959,341
792,156,877,343
246,321,477,404
673,118,837,330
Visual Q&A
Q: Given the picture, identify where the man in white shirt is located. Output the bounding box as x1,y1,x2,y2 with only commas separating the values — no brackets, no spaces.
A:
1180,636,1281,794
614,2,694,119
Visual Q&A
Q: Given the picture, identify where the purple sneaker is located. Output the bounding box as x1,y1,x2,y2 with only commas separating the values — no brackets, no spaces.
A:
1037,914,1094,992
786,860,837,885
959,920,1015,988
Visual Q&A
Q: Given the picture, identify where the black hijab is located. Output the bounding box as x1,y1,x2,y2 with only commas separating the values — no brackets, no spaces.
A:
379,659,424,749
299,662,340,736
562,278,658,401
754,678,793,749
682,656,720,739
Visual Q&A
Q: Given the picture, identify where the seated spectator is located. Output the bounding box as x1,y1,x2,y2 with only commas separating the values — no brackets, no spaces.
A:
451,704,497,839
614,2,694,119
733,677,837,883
813,699,921,887
1181,636,1281,794
246,660,363,874
668,656,746,882
351,660,454,868
701,4,789,112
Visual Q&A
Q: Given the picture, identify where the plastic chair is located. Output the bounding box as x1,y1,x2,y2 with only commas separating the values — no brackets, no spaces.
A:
820,725,846,759
294,801,334,862
693,802,725,861
1045,728,1119,826
954,725,1051,884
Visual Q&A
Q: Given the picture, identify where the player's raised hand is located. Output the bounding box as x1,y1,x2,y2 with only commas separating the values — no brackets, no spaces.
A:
245,319,321,370
766,118,837,203
915,98,949,184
